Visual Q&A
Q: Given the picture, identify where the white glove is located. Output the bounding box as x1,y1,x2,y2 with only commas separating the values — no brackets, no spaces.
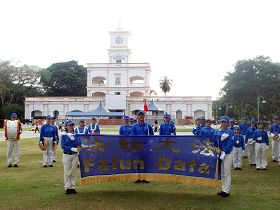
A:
236,140,239,144
39,141,43,146
221,133,229,141
266,145,269,150
257,137,262,141
71,147,78,152
220,151,226,160
248,138,253,144
53,141,57,144
271,133,275,137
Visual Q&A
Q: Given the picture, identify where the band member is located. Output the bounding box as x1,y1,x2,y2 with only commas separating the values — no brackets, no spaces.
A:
215,117,233,198
228,118,236,132
131,110,154,183
40,115,56,167
119,116,132,135
195,117,206,135
192,117,201,135
270,116,279,162
88,117,100,135
61,120,80,194
245,119,257,166
129,117,135,126
51,117,59,163
232,126,245,170
253,122,269,170
74,119,89,134
159,114,176,135
239,117,249,157
199,119,215,137
4,113,22,167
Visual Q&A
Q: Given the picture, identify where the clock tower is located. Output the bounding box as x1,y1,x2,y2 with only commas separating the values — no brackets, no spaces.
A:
108,25,131,63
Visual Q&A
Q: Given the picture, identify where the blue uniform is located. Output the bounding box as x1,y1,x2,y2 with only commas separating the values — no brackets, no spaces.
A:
74,126,88,134
214,128,234,154
61,133,80,153
200,126,215,137
40,124,56,142
159,122,176,135
119,125,132,135
228,125,235,132
270,123,279,134
192,125,197,135
239,122,249,135
195,124,205,135
88,123,100,134
131,122,154,135
253,129,269,145
245,126,257,144
233,134,245,149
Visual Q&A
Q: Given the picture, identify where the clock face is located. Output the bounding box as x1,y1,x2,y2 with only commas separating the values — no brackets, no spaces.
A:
115,36,123,44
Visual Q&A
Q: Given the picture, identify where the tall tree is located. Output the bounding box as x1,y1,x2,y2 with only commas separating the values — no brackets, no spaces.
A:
219,56,280,120
159,76,172,96
40,61,87,96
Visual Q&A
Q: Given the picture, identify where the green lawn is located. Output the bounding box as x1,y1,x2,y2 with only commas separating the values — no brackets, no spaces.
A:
0,138,280,209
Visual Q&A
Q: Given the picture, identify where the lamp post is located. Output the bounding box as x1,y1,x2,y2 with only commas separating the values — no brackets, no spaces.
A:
257,96,266,122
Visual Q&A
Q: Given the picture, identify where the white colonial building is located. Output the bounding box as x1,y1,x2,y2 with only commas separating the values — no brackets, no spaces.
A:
25,26,212,122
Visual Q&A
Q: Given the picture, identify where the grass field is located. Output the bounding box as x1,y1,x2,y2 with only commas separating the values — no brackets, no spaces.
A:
0,137,280,210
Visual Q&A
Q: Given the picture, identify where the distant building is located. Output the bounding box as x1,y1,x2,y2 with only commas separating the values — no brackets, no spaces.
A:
25,26,212,122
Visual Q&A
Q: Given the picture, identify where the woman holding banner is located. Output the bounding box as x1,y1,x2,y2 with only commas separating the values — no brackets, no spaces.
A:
214,117,234,198
61,120,80,195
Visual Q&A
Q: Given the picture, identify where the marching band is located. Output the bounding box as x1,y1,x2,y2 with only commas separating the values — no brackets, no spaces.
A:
2,110,280,198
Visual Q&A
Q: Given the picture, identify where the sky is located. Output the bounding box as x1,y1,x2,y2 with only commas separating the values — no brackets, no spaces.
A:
1,0,280,99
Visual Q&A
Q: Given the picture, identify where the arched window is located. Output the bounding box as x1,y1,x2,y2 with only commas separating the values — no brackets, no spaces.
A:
176,110,182,119
130,76,144,84
31,110,42,118
92,77,106,86
92,92,106,97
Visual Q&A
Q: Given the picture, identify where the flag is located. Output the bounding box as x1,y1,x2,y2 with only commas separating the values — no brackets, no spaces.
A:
144,101,148,112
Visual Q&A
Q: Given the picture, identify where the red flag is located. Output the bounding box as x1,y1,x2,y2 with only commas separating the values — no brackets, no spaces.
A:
144,101,148,112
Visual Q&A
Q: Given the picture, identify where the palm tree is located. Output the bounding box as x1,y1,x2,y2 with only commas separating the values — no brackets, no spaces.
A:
159,76,172,96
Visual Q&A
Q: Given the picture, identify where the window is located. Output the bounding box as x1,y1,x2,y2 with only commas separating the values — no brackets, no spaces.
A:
116,59,122,63
115,92,121,95
115,76,121,85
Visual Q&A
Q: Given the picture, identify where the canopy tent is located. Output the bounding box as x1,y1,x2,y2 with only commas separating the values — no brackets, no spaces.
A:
148,100,164,111
66,102,123,118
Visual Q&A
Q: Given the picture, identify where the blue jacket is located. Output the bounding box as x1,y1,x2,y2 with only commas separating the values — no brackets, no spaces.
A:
119,125,132,135
228,125,235,132
53,125,59,141
159,122,176,135
192,125,197,135
195,124,205,135
233,134,245,149
253,129,269,145
61,133,80,153
214,128,234,154
40,124,56,142
270,123,279,134
245,126,257,143
131,122,154,135
74,126,89,134
200,126,215,137
88,123,100,134
239,122,249,135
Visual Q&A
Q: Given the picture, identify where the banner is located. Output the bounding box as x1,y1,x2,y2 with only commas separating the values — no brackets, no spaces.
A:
77,135,221,187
